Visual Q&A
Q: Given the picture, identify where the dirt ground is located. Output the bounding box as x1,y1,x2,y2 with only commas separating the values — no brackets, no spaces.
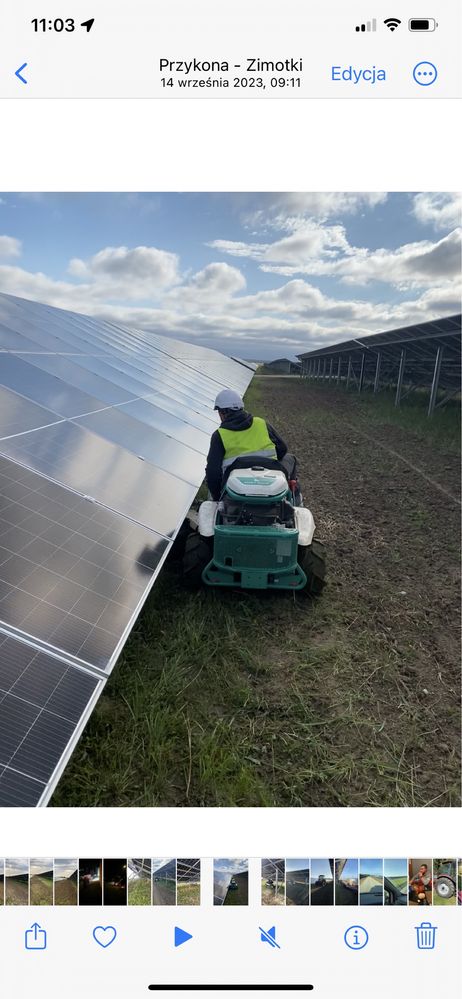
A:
254,378,461,807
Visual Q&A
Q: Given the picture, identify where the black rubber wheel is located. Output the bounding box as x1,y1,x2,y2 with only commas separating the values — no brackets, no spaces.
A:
298,539,326,596
182,532,213,587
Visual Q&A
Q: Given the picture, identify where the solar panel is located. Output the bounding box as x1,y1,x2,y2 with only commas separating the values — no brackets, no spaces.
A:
0,632,103,806
0,291,255,805
0,455,167,669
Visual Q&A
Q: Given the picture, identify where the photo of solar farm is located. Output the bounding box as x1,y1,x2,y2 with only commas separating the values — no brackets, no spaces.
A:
261,858,285,905
128,859,152,905
0,192,460,810
152,859,176,905
177,858,201,905
285,859,310,905
214,859,249,905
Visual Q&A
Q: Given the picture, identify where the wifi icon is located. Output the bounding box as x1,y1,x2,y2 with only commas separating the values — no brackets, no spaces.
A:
384,17,401,31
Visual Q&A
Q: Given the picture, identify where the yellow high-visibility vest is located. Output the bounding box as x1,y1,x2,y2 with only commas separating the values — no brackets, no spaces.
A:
218,416,277,468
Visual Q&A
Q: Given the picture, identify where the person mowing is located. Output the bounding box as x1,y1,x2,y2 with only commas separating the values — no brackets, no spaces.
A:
205,388,299,501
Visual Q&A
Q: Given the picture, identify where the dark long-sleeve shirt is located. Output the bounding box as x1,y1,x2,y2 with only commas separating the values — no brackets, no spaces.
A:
205,409,287,500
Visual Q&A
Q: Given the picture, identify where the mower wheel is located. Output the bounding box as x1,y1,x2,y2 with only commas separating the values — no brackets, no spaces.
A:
298,539,326,596
182,532,213,587
436,877,455,899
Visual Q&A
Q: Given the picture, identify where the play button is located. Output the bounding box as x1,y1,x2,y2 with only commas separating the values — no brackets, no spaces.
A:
174,926,193,948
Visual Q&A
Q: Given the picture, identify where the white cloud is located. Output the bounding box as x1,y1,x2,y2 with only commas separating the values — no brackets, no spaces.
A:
68,245,180,297
0,235,21,259
212,228,461,289
241,192,388,231
412,193,462,231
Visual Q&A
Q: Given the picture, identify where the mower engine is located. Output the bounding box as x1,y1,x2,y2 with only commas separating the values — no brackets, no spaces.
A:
199,466,314,590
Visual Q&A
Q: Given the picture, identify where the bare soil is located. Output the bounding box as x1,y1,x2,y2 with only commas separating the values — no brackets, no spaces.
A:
253,378,461,807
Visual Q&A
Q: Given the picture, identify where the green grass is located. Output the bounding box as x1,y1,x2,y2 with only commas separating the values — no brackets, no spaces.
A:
128,878,152,905
177,883,200,905
301,381,461,451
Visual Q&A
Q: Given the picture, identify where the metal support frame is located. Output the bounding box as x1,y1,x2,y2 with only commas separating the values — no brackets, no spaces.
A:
337,357,342,385
395,349,406,407
428,346,443,417
323,358,327,380
328,358,333,382
358,353,366,393
346,355,353,389
373,352,381,393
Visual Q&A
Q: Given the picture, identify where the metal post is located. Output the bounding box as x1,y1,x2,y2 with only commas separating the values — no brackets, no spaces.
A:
395,349,406,407
346,355,352,389
373,352,381,393
358,353,366,393
329,358,333,382
337,357,342,385
428,346,443,417
316,358,321,379
323,358,327,380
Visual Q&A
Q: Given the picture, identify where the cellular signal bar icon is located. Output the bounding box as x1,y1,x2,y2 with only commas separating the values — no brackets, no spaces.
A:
355,19,377,32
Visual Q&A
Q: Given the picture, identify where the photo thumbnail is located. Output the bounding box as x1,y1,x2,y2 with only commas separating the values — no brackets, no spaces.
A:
285,859,310,906
359,859,383,905
128,859,152,906
29,858,53,906
408,859,433,906
78,860,103,906
53,859,78,906
0,192,459,811
152,859,176,906
310,860,334,906
4,858,29,905
432,859,458,906
213,859,249,906
384,859,408,906
261,858,285,905
335,859,359,906
177,859,201,906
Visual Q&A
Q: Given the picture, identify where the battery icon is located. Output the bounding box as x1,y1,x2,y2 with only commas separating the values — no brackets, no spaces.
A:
408,18,438,30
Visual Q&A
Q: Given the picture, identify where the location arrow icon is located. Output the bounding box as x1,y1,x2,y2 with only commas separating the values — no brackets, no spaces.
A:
81,18,95,32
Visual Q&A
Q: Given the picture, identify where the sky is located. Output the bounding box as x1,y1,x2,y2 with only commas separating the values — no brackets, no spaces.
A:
0,193,460,360
286,858,310,872
214,858,248,874
359,859,383,878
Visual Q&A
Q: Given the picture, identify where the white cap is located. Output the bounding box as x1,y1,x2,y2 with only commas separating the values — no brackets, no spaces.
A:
214,388,244,411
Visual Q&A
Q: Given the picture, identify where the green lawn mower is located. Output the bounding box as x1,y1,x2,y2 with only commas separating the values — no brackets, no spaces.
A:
183,461,326,594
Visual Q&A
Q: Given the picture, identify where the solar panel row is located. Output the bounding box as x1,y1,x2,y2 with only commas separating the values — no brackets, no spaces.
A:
0,292,255,805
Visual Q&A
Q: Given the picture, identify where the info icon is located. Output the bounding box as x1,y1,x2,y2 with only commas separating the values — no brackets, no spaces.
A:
344,925,369,950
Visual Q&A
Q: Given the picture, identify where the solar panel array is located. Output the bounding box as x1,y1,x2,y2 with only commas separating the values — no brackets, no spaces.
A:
0,292,255,806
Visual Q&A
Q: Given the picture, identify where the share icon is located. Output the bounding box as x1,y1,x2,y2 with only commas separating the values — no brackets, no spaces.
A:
259,926,280,949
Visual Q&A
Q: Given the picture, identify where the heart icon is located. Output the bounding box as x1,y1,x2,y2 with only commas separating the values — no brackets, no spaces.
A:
93,925,117,948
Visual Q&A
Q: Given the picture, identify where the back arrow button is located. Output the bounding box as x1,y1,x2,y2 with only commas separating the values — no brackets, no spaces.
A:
15,63,28,84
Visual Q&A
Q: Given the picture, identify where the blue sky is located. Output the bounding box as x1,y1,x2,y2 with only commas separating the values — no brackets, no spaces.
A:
384,859,408,879
0,192,460,359
359,859,383,878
